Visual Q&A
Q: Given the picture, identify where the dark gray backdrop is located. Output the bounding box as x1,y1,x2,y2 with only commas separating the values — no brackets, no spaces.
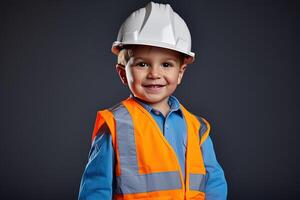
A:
1,0,299,199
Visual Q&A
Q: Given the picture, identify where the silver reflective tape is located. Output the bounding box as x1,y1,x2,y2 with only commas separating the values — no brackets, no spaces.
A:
196,116,207,138
111,103,139,175
189,173,206,192
115,171,182,194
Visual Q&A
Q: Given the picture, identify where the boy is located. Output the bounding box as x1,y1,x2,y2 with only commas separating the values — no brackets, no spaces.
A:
78,2,227,200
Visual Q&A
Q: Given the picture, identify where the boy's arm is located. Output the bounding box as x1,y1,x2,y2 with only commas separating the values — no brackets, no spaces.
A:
202,136,228,200
78,123,115,200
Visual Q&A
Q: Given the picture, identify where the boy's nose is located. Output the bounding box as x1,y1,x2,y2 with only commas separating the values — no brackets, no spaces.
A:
147,66,162,79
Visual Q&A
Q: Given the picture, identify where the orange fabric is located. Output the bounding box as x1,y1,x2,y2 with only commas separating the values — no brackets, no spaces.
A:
180,105,207,199
91,110,121,176
91,111,105,143
188,190,206,199
123,99,182,175
92,98,209,199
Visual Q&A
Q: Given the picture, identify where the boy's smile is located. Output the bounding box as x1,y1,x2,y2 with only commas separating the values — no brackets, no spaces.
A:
117,45,187,113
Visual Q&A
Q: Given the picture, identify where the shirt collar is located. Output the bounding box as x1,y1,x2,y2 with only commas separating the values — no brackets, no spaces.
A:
129,94,183,117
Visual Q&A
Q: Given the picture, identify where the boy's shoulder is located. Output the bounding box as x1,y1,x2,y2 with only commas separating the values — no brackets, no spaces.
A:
177,102,211,138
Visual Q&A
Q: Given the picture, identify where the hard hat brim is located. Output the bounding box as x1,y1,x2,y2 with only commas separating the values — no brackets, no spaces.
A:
112,41,195,64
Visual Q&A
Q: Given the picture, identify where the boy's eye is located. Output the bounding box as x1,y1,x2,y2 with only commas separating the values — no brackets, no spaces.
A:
136,62,148,67
162,63,173,67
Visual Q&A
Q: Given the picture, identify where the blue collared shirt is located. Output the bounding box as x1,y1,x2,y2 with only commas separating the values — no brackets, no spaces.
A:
78,96,227,199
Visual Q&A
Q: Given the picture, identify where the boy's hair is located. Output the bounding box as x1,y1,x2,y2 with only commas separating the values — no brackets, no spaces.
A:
117,45,186,67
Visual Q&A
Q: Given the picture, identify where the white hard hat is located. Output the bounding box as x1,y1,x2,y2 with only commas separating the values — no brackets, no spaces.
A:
112,2,195,64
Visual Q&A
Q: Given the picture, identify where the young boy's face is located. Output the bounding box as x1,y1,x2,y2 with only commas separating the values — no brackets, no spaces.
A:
117,45,187,108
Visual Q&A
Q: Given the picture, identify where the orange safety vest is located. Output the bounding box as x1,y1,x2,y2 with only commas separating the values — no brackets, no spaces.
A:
91,97,210,200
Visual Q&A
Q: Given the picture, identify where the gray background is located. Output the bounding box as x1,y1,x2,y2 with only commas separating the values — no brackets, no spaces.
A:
1,0,299,199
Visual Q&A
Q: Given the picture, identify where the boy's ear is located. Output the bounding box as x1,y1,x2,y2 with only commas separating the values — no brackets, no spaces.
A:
177,64,187,85
115,64,128,85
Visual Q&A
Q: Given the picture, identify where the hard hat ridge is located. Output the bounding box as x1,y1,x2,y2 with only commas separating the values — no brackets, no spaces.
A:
138,2,177,47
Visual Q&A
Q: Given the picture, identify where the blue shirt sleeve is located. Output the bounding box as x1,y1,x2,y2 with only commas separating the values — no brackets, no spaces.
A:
202,135,228,200
78,124,115,200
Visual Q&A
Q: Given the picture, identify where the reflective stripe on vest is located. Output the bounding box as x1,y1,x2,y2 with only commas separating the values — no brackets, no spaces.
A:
190,173,206,192
196,116,210,146
110,102,206,194
197,117,208,138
